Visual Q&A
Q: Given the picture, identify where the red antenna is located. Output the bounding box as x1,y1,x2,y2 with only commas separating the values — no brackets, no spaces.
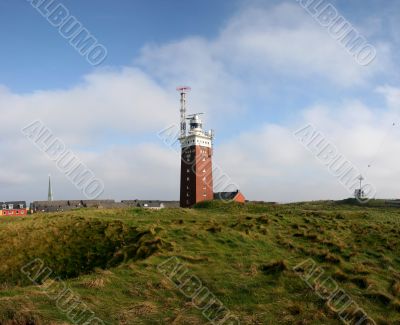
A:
177,86,191,138
176,86,191,93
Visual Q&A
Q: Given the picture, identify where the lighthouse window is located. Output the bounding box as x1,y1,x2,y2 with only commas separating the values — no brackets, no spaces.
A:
191,123,201,129
187,177,190,181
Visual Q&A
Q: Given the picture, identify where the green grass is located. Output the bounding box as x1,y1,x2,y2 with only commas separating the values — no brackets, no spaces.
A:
0,201,399,324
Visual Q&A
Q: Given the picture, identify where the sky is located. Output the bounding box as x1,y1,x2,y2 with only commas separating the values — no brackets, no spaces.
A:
1,0,400,202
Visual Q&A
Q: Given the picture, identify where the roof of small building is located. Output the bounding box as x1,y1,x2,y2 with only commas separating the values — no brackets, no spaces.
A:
1,201,27,208
213,191,241,201
32,200,116,207
32,200,76,208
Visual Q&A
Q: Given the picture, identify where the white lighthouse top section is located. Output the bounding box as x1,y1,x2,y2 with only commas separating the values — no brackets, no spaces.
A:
181,134,212,148
189,114,204,135
180,114,213,148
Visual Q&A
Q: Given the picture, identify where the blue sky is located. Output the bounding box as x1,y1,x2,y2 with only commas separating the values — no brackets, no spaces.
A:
0,0,400,202
0,0,240,92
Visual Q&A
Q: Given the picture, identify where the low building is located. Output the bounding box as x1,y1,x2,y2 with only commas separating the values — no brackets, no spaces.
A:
31,200,119,212
1,201,28,216
31,200,78,212
214,190,246,203
30,199,180,212
81,200,117,209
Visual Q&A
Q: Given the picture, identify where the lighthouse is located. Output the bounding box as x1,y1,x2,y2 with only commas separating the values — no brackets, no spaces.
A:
178,87,214,208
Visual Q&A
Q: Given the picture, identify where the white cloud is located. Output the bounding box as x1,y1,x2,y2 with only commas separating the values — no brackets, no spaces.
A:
215,3,391,86
0,68,181,201
216,90,400,202
376,85,400,109
137,2,391,88
0,68,177,146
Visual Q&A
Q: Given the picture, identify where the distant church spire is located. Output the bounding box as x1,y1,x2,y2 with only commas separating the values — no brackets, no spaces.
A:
48,175,53,201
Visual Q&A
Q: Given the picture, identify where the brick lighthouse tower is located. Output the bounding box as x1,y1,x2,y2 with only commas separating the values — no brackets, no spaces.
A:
178,87,214,208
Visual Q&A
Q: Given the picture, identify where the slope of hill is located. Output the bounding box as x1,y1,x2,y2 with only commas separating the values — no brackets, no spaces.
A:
0,201,399,324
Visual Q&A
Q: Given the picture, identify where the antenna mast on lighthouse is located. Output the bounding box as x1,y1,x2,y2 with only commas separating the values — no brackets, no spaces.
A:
177,86,191,139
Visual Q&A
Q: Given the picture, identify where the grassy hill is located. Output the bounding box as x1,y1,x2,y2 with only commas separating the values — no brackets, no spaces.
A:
0,201,399,324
